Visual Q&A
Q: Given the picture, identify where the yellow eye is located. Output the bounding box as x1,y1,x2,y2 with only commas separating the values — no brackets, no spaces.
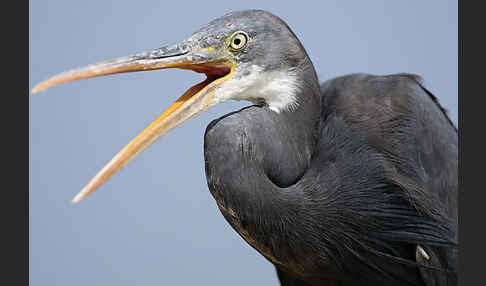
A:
229,31,248,51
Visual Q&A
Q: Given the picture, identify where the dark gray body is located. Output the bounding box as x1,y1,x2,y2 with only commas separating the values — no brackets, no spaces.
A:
204,73,457,286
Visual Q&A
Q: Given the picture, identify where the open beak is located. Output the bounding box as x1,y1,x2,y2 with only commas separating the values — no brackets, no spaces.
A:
31,44,233,203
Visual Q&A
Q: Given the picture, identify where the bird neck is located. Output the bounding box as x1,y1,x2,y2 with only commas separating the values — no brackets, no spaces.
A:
258,60,322,187
203,60,322,273
259,80,321,188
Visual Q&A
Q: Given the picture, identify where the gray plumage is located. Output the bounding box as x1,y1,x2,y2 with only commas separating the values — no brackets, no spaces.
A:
203,10,457,286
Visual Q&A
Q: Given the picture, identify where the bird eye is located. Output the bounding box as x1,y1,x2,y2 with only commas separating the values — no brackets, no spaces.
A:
229,31,248,51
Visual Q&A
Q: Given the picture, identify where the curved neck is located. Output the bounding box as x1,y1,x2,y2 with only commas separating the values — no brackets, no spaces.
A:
259,59,322,187
203,61,323,274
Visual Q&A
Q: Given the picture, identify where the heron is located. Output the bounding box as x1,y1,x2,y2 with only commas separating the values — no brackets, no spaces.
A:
32,9,457,286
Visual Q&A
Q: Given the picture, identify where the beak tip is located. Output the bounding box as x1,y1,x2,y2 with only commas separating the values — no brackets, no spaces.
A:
72,183,96,204
31,84,46,94
71,192,85,204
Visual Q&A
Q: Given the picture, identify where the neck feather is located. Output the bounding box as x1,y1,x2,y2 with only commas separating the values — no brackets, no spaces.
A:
213,63,317,113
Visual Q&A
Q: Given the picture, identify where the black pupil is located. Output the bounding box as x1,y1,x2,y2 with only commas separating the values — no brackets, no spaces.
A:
233,38,241,46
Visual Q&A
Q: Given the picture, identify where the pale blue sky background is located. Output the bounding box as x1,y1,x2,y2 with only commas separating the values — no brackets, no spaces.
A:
30,1,457,285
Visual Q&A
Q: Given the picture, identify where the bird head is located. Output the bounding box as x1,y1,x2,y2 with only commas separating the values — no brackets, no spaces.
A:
31,10,313,203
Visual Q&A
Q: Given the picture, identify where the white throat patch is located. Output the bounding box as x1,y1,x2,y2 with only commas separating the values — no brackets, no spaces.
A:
212,65,301,113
